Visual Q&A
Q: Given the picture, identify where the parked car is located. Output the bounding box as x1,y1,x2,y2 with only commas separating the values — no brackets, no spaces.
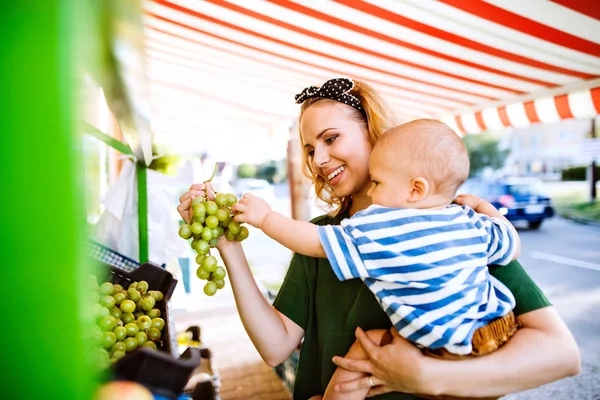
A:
233,178,275,202
457,177,555,230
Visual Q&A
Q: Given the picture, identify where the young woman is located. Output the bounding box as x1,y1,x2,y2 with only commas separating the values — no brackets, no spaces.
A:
177,78,580,399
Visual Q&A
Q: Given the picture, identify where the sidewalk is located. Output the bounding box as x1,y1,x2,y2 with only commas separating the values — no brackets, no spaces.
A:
172,270,292,400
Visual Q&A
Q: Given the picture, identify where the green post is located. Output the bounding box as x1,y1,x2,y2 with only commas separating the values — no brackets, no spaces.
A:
137,163,149,263
0,1,95,398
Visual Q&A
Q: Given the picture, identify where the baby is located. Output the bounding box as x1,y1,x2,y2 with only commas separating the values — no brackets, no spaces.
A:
233,119,521,400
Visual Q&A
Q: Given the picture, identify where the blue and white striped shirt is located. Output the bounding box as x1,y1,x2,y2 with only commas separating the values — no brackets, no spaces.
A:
317,204,517,355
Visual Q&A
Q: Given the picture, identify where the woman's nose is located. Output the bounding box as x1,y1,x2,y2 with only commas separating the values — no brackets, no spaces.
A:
313,146,330,168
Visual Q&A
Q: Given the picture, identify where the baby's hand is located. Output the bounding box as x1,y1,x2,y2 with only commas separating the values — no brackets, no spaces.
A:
454,193,484,210
231,193,272,229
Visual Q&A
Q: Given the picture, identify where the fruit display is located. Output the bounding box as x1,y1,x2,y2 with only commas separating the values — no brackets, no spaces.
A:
88,276,166,368
178,191,249,296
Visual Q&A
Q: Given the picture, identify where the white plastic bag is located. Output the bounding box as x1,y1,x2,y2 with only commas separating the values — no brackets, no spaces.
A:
91,159,188,265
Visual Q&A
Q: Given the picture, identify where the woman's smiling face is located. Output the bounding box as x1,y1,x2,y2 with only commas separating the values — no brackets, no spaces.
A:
300,101,373,199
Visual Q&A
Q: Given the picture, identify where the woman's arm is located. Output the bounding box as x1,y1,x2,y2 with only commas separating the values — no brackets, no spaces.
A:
217,240,306,367
177,184,305,366
332,306,580,397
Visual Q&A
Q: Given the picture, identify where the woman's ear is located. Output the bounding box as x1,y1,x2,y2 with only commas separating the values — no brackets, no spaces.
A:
409,177,429,201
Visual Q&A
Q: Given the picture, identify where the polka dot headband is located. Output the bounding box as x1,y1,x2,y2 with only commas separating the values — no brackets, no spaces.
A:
294,78,363,112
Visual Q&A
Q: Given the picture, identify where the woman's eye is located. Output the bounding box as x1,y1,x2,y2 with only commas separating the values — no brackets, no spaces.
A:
325,135,338,144
307,149,314,157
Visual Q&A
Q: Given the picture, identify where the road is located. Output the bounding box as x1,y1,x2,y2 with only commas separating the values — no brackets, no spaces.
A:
504,217,600,400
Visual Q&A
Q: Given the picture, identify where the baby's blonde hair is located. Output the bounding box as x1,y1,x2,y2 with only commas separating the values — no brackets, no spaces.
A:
298,79,396,216
377,119,470,199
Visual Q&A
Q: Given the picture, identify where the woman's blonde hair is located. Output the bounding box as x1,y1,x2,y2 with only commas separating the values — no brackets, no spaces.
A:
298,79,396,216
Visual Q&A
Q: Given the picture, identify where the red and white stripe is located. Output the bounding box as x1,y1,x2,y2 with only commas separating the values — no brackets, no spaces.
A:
142,0,600,136
442,85,600,135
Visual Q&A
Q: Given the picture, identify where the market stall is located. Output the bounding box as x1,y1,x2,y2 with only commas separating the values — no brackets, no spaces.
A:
3,1,600,400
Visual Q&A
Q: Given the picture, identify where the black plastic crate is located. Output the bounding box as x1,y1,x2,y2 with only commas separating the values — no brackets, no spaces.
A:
92,259,201,399
104,262,178,355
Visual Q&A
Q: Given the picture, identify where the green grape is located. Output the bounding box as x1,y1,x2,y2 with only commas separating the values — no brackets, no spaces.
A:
128,282,138,290
110,306,123,320
201,226,213,241
147,308,161,319
134,311,144,319
101,331,117,349
225,193,237,206
203,281,218,296
147,328,162,342
137,281,149,294
215,208,229,222
135,331,148,346
195,254,205,265
127,288,142,303
100,295,116,309
151,318,165,331
178,224,192,239
205,215,219,229
212,226,224,239
113,326,127,342
219,216,232,228
191,222,204,235
214,279,225,289
194,239,210,255
143,341,157,350
122,312,135,324
237,226,249,240
99,282,114,296
228,221,241,234
111,350,126,361
113,292,126,305
111,284,124,295
148,290,164,302
225,230,236,241
213,266,226,280
208,239,218,248
196,266,210,280
214,192,228,207
192,214,206,225
205,201,218,215
124,337,138,352
191,238,200,250
201,256,218,272
111,340,127,353
141,296,155,311
120,299,136,314
97,315,117,332
193,203,206,217
137,315,152,331
191,196,204,206
124,323,139,337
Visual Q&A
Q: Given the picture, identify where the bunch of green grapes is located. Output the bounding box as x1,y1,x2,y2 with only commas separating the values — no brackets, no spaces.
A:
177,192,249,296
88,277,166,368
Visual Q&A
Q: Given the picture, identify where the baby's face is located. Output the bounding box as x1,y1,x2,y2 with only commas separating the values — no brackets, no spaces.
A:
366,144,413,208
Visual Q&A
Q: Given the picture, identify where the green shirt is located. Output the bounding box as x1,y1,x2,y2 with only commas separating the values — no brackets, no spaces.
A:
273,211,551,400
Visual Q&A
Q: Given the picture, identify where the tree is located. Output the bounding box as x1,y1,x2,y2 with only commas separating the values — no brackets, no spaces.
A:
237,163,257,179
463,133,509,178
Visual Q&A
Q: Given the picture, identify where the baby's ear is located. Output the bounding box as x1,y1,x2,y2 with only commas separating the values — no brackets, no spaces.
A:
409,177,429,200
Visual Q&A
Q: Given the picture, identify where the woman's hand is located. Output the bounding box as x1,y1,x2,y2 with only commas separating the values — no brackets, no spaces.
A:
177,183,215,224
332,327,429,397
177,182,239,253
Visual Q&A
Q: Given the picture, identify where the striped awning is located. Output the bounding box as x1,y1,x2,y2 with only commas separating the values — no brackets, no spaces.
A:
143,0,600,137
